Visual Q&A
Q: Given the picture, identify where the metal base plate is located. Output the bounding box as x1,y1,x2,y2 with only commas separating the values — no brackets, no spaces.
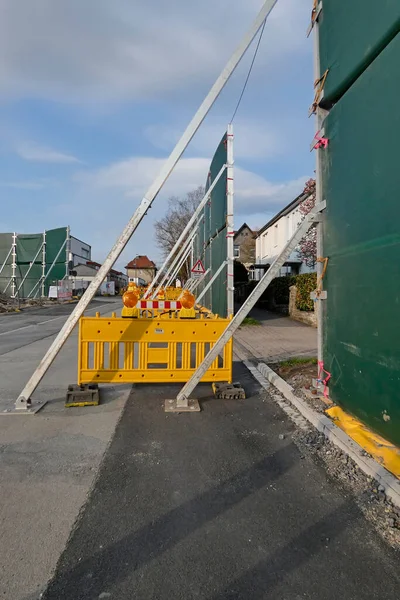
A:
1,400,47,416
164,398,201,413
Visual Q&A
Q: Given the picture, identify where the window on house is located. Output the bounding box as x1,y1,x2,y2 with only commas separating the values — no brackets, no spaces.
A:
234,245,240,258
274,224,278,247
81,247,89,258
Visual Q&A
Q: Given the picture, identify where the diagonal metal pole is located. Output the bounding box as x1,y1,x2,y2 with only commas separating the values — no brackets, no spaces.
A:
175,206,321,406
161,227,200,291
27,239,67,299
196,260,227,305
16,243,44,296
151,217,203,297
165,244,193,290
16,0,278,408
0,245,12,276
145,166,226,298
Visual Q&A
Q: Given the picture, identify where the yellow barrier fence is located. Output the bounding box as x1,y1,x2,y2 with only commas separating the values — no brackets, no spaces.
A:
78,313,233,385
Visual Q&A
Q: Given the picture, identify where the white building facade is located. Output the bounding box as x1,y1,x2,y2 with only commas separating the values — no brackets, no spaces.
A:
254,193,315,280
69,236,91,266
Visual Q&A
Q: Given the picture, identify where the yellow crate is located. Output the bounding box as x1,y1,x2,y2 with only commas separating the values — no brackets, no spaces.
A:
78,314,233,385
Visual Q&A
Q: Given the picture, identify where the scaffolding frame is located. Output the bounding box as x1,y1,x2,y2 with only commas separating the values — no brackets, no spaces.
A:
0,230,69,300
15,0,279,411
172,203,324,409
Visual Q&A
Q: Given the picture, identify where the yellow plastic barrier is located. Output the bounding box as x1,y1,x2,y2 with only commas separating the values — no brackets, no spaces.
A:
78,313,233,385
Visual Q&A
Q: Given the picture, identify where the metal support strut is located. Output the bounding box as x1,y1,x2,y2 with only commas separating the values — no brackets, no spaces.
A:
15,0,278,411
171,205,322,411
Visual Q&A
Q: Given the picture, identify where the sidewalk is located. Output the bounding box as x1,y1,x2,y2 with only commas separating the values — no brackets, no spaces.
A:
234,307,317,363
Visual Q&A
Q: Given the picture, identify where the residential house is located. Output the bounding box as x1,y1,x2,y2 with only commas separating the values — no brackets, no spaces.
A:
71,261,127,292
125,255,157,285
234,223,255,265
254,192,315,280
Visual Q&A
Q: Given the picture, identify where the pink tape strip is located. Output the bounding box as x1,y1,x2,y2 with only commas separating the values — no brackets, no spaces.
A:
318,360,332,398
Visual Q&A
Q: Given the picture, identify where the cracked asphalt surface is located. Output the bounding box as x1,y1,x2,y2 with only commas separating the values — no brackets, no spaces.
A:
43,363,399,600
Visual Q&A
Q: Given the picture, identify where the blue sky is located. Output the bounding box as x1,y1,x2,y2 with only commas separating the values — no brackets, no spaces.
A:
0,0,315,270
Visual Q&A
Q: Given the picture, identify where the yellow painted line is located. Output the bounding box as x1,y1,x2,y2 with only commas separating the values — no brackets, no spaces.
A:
326,406,400,479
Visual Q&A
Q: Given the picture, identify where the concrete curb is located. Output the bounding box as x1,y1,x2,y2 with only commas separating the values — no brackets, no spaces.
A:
244,359,400,509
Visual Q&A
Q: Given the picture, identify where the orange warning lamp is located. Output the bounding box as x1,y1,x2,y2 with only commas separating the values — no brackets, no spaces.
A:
180,290,195,309
157,287,166,300
122,283,139,308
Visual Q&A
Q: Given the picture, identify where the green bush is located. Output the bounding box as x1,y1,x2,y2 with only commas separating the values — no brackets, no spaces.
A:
234,272,317,312
294,272,317,311
269,275,295,305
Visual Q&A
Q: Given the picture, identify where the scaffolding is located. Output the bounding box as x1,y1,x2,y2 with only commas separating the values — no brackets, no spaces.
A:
0,227,69,299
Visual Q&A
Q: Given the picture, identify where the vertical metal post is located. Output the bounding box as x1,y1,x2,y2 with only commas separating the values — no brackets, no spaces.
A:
313,3,325,365
16,0,278,408
226,124,235,316
11,233,17,299
65,225,71,279
41,230,46,298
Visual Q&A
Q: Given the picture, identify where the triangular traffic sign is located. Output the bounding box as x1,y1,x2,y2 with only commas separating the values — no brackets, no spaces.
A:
191,259,206,275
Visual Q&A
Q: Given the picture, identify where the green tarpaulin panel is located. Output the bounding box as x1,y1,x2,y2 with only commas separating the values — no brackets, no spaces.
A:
44,227,68,296
319,0,400,105
0,227,68,298
322,33,400,445
15,234,44,297
0,233,13,294
16,234,43,264
195,133,228,317
46,227,67,264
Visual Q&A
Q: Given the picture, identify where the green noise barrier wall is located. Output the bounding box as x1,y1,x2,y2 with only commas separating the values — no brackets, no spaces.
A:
0,227,68,298
194,133,228,317
322,33,400,445
319,0,400,105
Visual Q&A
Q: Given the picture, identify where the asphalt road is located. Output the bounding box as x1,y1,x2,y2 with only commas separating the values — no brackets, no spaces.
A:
43,363,400,600
0,300,114,356
0,297,130,600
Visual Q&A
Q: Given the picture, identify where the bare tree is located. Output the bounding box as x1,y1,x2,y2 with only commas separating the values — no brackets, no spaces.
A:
154,186,204,282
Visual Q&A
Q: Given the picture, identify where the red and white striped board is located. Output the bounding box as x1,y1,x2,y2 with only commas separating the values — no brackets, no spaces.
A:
136,300,182,310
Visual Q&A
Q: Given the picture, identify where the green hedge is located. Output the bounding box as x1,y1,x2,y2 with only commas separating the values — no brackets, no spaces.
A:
269,275,295,304
235,272,317,312
294,272,317,311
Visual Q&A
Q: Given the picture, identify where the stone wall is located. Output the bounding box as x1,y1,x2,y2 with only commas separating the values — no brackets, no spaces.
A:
289,285,317,327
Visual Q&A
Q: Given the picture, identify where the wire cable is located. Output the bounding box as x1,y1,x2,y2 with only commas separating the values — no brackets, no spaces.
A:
230,19,266,123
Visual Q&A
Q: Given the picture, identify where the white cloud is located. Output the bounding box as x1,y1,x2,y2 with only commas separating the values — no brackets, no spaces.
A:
0,0,310,103
75,154,307,225
145,119,284,161
15,141,80,164
71,154,308,269
0,179,53,190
